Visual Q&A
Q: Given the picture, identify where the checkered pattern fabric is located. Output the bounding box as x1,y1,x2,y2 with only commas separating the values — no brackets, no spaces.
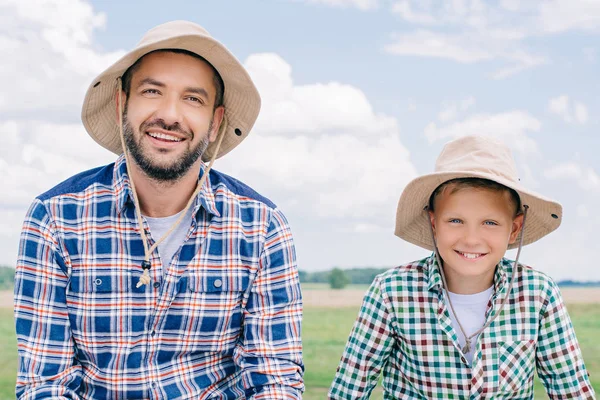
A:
14,155,304,399
329,255,595,399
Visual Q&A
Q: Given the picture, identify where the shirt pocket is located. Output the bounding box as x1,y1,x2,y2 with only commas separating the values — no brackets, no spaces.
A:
66,270,146,368
182,273,249,353
496,339,536,394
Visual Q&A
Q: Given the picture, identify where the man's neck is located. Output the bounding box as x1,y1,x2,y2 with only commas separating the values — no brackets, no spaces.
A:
129,163,202,218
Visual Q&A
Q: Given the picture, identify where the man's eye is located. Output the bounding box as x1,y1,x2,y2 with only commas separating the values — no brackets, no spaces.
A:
142,89,159,95
187,96,204,104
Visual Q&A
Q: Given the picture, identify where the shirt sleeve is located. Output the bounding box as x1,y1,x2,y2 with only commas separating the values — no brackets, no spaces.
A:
328,276,395,399
536,280,596,399
233,207,304,399
14,199,82,399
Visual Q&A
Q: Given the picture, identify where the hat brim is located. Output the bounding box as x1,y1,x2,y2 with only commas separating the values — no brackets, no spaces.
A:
81,33,260,162
394,171,562,251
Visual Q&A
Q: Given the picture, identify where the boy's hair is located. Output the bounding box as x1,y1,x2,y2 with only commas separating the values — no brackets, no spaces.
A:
428,177,522,216
121,48,225,110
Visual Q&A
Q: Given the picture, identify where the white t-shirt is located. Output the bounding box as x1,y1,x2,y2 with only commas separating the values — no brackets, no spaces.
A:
446,286,494,365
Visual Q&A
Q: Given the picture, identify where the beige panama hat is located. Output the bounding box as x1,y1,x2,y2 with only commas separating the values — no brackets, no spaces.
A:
395,135,562,251
81,20,261,161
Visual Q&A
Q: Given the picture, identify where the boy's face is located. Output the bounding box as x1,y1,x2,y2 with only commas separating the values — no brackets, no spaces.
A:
428,186,524,294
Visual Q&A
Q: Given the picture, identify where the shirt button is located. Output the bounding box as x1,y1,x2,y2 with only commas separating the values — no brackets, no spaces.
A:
94,278,102,286
213,279,223,288
153,281,160,288
151,381,157,388
151,330,156,337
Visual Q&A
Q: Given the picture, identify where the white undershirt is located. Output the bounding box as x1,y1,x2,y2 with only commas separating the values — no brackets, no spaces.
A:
446,285,494,365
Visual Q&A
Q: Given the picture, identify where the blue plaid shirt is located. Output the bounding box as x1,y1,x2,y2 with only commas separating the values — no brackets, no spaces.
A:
14,155,304,399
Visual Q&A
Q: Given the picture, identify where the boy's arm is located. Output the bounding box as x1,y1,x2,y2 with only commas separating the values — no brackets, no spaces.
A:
536,281,595,399
14,199,82,399
234,208,304,399
328,276,395,399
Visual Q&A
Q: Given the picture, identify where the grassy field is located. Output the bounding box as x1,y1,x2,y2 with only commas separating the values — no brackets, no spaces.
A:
1,290,599,399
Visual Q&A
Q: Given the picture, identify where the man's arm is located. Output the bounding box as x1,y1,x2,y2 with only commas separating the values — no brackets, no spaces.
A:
536,280,595,399
234,208,304,399
14,199,82,399
328,276,395,399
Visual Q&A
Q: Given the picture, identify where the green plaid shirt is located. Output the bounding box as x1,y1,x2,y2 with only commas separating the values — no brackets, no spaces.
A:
329,255,595,399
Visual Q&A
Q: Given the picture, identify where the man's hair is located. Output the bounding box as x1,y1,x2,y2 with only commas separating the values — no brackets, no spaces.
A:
121,48,224,109
428,177,522,216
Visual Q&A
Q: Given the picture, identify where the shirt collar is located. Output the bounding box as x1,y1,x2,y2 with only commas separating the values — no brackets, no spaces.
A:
114,154,220,218
426,252,512,294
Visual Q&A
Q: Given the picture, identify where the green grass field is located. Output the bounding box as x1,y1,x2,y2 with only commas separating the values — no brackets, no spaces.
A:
1,301,598,399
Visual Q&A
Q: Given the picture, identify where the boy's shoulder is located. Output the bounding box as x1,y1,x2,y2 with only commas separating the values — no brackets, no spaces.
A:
372,256,434,293
509,259,562,300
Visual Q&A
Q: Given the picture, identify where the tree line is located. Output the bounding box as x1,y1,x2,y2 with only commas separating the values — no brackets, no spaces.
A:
1,265,598,291
0,266,15,290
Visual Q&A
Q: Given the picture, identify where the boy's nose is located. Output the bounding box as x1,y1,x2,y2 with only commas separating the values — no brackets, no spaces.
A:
462,227,481,245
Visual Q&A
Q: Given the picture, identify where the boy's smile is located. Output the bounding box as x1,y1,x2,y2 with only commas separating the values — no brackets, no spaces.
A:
429,186,523,294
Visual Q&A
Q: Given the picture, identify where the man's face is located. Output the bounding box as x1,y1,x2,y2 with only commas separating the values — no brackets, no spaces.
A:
121,51,224,182
428,186,523,294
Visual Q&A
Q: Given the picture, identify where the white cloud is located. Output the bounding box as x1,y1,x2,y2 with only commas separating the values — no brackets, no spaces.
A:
384,30,546,79
544,163,600,192
0,0,121,266
304,0,378,10
438,96,475,122
385,0,600,78
0,0,125,114
537,0,600,34
424,110,541,154
218,53,418,224
548,95,589,124
574,102,589,124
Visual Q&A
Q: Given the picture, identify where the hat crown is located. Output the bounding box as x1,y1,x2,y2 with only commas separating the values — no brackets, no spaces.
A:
138,21,211,48
435,135,518,183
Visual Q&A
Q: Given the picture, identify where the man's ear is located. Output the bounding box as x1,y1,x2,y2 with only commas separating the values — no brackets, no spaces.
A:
208,106,225,143
115,88,127,121
508,213,525,244
428,209,437,236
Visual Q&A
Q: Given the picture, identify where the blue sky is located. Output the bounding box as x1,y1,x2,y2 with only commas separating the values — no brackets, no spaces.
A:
1,0,599,280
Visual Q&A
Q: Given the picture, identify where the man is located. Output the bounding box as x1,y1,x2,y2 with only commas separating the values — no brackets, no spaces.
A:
14,21,304,399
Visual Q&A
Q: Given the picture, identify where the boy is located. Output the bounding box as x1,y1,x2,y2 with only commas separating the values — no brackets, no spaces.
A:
329,135,595,399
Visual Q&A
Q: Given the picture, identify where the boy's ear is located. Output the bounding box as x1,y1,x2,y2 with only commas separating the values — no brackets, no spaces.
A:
508,213,525,244
428,210,436,236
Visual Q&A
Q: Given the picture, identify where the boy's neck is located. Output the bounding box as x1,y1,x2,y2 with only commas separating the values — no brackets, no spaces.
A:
443,265,495,295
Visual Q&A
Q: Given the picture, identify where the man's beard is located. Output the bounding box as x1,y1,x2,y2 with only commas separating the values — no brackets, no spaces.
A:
122,110,212,183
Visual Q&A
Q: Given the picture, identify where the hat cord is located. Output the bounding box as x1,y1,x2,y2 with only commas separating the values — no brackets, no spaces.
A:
426,205,529,356
116,78,225,288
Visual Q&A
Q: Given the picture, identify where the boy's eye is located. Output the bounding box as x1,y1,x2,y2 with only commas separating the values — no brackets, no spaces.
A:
484,220,498,226
448,218,462,224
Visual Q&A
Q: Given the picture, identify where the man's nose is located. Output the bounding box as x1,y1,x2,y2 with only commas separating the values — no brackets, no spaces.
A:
157,95,182,125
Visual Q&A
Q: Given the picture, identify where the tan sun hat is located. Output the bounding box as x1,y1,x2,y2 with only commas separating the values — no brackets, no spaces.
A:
81,20,261,161
395,135,562,251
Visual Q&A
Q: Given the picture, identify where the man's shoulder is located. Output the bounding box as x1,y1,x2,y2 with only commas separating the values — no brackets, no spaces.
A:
209,168,277,210
38,163,115,202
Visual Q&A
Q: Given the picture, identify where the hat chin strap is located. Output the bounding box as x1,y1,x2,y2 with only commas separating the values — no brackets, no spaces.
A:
115,78,226,288
426,205,529,355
